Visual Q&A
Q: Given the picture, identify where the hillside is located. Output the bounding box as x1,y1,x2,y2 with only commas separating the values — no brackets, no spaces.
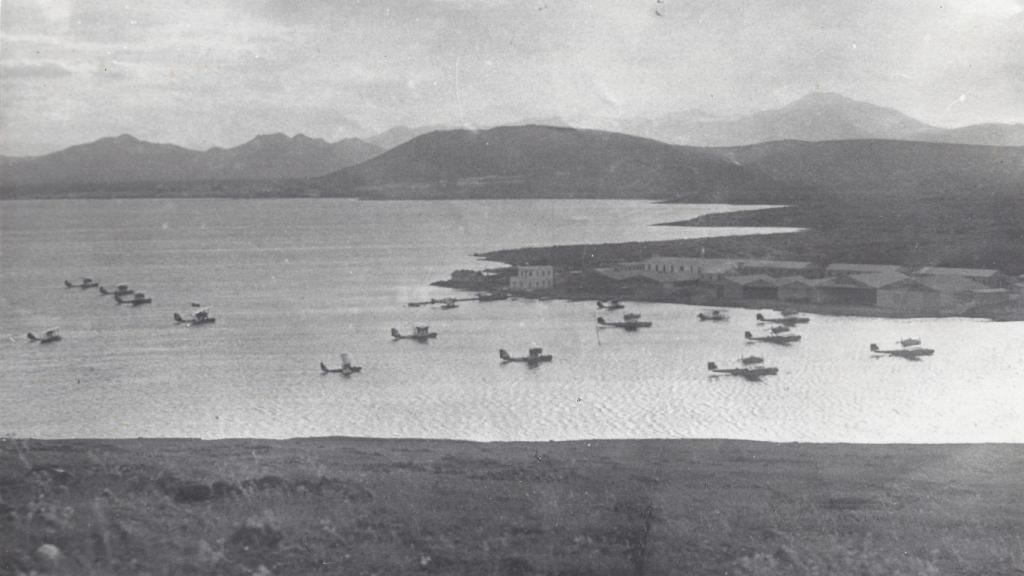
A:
0,134,382,187
721,139,1024,193
317,125,783,200
2,438,1020,575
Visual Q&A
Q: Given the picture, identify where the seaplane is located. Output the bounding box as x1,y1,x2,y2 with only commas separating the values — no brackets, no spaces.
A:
64,278,98,289
756,313,810,326
99,284,133,297
698,309,728,321
115,292,152,306
27,328,62,344
320,353,362,376
707,362,778,382
870,343,934,360
770,325,791,334
899,338,921,347
597,313,652,331
391,326,437,342
739,355,764,365
597,300,625,311
477,292,509,302
439,298,459,310
174,307,215,326
499,348,553,365
745,331,801,345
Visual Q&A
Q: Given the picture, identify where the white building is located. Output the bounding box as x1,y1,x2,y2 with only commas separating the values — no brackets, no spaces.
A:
642,257,739,282
510,265,555,291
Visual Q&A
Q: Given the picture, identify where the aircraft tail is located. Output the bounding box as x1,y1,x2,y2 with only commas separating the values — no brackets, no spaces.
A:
174,313,185,323
597,317,606,325
99,286,109,294
391,328,401,339
707,362,718,371
64,280,73,288
870,343,879,352
756,313,765,320
320,362,329,373
744,331,753,339
27,332,38,341
499,349,511,361
597,301,605,309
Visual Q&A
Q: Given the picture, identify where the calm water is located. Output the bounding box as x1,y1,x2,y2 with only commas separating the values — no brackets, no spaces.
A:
1,199,1021,442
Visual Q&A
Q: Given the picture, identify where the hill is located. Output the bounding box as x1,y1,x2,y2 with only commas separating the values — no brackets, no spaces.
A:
670,92,933,147
567,93,1023,148
912,123,1024,147
0,133,382,187
317,125,783,200
721,139,1024,193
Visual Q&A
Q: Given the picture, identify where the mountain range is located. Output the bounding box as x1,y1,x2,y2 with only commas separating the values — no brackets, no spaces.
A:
1,93,1021,197
316,125,1024,201
0,133,382,187
318,125,776,201
513,93,1024,148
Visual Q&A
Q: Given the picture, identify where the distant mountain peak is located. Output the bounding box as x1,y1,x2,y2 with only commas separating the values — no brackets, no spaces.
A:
95,134,142,145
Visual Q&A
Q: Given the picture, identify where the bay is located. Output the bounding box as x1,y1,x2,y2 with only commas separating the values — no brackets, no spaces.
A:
1,198,1020,442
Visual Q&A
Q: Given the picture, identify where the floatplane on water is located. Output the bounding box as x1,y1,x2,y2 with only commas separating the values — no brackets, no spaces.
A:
597,313,652,331
756,313,810,326
99,284,133,296
870,343,934,360
745,331,801,345
174,306,215,326
698,309,728,321
321,353,362,376
392,326,437,342
708,361,778,382
500,348,552,365
65,278,98,289
27,328,62,344
477,292,509,302
597,300,625,311
740,355,764,365
439,298,459,310
115,292,152,306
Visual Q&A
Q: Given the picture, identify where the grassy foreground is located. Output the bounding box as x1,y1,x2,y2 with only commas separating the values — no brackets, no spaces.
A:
1,438,1022,575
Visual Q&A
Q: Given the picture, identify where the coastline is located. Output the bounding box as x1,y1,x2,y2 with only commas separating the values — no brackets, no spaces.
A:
454,193,1024,322
2,437,1021,575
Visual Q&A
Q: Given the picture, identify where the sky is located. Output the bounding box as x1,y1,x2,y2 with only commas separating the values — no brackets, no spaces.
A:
1,0,1022,156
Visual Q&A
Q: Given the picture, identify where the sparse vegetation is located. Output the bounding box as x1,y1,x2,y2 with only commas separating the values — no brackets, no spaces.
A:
2,438,1021,575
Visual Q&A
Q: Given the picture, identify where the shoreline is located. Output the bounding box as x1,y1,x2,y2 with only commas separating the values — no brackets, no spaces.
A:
434,277,1024,322
2,437,1021,575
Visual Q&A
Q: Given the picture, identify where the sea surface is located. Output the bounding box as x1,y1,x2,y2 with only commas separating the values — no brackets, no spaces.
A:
1,198,1021,442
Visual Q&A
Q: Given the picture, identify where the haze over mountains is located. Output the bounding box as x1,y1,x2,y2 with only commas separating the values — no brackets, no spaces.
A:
525,93,1024,148
1,93,1021,197
0,133,381,187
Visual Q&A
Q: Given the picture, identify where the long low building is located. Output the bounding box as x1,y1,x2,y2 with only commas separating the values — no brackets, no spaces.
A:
915,267,1010,288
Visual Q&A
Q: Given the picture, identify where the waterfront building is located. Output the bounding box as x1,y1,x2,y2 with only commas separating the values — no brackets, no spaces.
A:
510,265,555,291
777,277,819,302
915,275,989,308
875,278,942,311
721,275,779,300
737,260,819,278
642,256,739,282
914,267,1010,288
814,271,909,306
825,263,906,277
